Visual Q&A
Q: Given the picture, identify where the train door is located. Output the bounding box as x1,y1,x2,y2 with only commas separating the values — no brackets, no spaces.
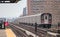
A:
44,14,49,24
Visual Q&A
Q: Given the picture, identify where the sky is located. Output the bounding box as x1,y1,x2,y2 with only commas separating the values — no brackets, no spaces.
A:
0,0,27,18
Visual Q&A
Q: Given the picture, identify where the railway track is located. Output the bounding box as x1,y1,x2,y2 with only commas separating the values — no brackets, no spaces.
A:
10,23,48,37
9,23,60,37
9,25,28,37
10,23,60,37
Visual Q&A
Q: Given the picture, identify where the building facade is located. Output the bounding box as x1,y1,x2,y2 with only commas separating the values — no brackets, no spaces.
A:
27,0,60,25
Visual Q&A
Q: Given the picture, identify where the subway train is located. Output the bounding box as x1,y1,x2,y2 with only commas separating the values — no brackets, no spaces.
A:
18,13,52,28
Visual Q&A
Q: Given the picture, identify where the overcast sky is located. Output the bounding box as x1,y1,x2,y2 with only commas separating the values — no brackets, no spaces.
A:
0,0,27,18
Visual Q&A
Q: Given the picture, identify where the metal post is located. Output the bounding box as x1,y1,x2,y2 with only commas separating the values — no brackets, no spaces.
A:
35,23,37,37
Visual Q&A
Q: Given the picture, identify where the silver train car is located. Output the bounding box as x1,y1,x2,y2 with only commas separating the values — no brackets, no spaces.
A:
17,13,52,28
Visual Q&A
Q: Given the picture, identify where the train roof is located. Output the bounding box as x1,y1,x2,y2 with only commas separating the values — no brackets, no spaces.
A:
19,13,42,18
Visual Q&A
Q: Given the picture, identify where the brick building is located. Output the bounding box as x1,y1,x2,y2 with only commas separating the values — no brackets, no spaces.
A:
27,0,60,25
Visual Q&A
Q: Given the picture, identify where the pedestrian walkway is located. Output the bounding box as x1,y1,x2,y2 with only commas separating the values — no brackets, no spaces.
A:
5,28,16,37
0,29,6,37
0,28,16,37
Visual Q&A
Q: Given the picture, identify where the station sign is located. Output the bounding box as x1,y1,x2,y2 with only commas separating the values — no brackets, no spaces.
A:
0,0,20,3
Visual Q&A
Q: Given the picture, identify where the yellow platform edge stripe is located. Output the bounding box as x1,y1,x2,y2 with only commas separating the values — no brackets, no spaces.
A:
5,28,16,37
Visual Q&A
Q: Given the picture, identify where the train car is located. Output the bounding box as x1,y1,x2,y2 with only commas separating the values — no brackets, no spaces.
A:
18,13,52,28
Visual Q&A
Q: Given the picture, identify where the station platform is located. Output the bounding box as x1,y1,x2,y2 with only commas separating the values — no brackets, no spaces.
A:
0,28,16,37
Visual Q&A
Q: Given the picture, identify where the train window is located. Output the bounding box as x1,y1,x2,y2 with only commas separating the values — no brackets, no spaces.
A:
49,15,52,20
45,16,47,19
49,17,52,20
41,15,44,19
